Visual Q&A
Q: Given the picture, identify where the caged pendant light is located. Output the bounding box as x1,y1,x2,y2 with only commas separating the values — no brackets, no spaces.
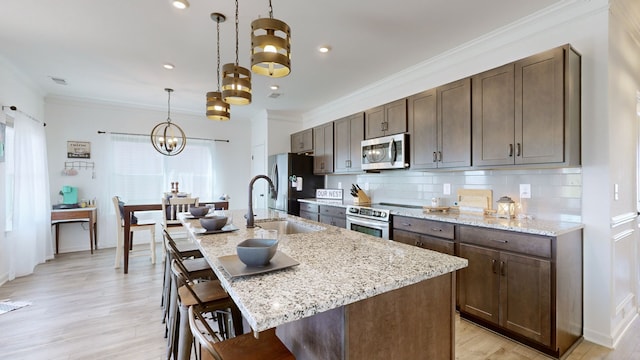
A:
250,0,291,78
206,13,231,121
221,0,252,105
151,88,187,156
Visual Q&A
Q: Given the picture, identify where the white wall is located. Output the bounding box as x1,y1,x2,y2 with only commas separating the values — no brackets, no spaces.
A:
44,97,251,252
0,55,46,284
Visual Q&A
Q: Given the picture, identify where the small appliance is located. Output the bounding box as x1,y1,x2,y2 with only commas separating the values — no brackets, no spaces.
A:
61,185,78,205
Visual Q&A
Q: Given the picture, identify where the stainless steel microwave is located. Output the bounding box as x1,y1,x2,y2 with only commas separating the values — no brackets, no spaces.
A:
361,133,409,170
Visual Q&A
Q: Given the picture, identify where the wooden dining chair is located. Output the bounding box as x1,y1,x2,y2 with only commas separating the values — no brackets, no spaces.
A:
112,196,156,268
189,305,295,360
162,196,200,239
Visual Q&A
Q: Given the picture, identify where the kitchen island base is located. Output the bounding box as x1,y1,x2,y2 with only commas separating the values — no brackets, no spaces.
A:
277,272,455,360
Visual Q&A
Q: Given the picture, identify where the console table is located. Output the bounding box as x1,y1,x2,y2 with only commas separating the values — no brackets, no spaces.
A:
51,207,98,254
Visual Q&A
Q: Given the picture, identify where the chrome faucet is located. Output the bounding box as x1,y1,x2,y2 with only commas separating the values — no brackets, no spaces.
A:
246,175,277,228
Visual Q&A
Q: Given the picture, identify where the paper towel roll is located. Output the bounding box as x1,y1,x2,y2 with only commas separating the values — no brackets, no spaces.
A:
296,177,303,191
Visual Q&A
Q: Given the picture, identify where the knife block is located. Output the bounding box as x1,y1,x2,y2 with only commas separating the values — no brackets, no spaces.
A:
353,190,371,206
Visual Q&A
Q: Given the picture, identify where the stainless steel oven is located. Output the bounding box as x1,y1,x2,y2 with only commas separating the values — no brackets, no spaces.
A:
346,205,391,240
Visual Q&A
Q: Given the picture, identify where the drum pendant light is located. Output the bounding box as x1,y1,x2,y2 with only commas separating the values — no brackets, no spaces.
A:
250,0,291,78
222,0,252,105
151,88,187,156
206,13,231,121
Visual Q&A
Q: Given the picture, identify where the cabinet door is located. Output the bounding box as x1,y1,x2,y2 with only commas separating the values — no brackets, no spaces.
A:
515,47,564,165
384,98,407,136
313,123,334,174
364,105,386,139
472,64,515,166
334,113,364,173
458,244,500,325
438,78,471,168
393,229,422,247
408,89,438,169
500,252,551,346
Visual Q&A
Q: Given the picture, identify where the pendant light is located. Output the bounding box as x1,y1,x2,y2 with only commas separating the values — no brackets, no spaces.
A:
221,0,252,105
206,13,231,121
250,0,291,78
151,88,187,156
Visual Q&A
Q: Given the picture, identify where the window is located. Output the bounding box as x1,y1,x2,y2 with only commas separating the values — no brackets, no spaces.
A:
109,134,216,202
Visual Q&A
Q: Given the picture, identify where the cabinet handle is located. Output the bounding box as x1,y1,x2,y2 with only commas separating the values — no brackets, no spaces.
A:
416,241,423,247
346,160,351,168
491,259,497,274
402,223,412,227
516,143,521,157
433,152,437,162
430,228,442,232
438,151,442,162
508,144,514,157
500,261,506,276
490,239,508,244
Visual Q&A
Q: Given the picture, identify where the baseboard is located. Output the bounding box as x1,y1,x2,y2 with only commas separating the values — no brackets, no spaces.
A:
0,272,8,287
583,328,614,349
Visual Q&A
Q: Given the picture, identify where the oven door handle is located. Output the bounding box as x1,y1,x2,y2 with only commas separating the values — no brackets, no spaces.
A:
347,216,389,229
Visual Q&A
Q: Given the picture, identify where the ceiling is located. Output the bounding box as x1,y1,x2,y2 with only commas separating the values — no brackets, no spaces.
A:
0,0,562,121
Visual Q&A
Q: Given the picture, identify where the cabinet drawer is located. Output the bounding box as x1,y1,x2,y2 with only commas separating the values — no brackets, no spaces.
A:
300,203,319,213
320,215,346,228
300,210,319,222
392,216,455,240
319,205,346,217
394,229,454,255
460,226,551,258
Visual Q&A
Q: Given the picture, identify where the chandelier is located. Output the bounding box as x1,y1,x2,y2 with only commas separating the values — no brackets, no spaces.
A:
206,13,231,121
221,0,252,105
250,0,291,78
151,88,187,156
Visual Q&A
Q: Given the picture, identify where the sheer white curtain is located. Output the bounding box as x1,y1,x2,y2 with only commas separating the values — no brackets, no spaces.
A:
6,112,52,280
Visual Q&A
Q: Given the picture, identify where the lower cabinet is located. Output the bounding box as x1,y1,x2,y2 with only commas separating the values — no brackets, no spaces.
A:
299,203,319,222
391,216,455,255
457,226,582,358
319,205,346,228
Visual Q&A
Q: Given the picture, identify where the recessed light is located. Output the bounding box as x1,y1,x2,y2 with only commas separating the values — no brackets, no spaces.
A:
172,0,189,9
318,45,331,53
163,63,175,70
270,84,279,90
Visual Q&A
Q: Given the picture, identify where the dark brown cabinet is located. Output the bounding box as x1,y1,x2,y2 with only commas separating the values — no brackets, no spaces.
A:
392,216,455,255
299,202,319,222
319,205,346,228
334,113,364,173
290,129,313,154
313,123,334,174
457,225,582,358
408,78,471,169
472,45,581,167
364,98,407,139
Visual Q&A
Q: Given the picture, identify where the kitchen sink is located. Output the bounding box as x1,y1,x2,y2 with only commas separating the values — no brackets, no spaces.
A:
256,219,324,234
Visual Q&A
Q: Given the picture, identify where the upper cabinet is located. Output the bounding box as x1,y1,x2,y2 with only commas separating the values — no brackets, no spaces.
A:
472,45,581,167
334,113,364,173
409,78,471,169
313,122,334,174
290,128,313,154
364,98,407,139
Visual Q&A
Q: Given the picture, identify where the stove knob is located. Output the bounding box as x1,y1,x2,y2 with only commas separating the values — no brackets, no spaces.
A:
381,213,387,218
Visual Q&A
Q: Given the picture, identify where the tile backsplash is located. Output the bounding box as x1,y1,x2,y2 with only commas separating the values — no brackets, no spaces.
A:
326,168,582,222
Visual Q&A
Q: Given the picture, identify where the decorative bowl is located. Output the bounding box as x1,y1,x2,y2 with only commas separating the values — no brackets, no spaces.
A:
200,216,227,231
189,206,210,217
236,238,279,267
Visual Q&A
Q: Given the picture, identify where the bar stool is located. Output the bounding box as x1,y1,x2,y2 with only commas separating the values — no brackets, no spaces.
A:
168,259,243,360
189,305,295,360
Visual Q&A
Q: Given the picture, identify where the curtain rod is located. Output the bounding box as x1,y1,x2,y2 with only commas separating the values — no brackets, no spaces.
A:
2,105,46,126
96,130,229,143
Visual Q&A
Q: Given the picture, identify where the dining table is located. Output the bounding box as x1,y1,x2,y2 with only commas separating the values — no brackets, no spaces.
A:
121,199,228,274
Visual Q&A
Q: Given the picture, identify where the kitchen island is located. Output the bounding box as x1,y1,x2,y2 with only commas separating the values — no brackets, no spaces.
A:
182,209,468,360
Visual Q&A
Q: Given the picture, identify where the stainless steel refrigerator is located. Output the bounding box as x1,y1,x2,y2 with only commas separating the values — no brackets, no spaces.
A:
268,153,324,216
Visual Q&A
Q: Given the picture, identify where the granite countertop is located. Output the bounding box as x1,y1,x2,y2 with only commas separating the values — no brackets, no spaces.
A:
298,198,584,236
181,209,468,333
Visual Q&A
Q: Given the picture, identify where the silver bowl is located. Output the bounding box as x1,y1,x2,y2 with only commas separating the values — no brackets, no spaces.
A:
199,216,227,231
189,206,209,217
236,238,278,267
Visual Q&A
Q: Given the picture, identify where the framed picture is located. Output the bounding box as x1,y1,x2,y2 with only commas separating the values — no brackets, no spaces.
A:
0,122,5,162
67,141,91,159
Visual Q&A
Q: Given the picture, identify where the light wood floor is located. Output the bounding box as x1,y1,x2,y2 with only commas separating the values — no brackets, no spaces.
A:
0,246,637,360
